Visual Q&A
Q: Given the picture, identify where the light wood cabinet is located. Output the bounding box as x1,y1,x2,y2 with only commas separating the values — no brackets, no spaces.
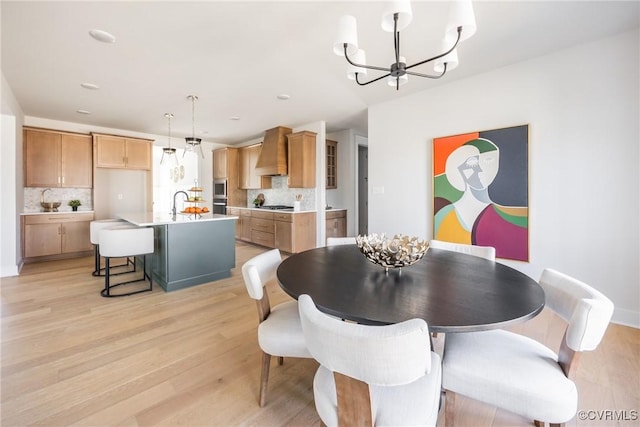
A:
326,209,347,241
22,212,94,261
24,128,92,188
213,148,228,179
94,134,152,170
326,139,338,189
232,208,316,253
239,144,271,190
287,131,316,188
214,147,247,207
274,211,316,253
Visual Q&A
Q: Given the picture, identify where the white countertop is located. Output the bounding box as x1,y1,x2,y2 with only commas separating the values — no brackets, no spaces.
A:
21,210,95,216
119,212,237,227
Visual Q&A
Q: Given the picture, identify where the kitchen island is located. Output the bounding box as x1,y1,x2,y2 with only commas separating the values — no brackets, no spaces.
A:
119,212,237,292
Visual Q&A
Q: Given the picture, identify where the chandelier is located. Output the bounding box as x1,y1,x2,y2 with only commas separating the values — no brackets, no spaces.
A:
160,113,179,167
333,0,476,90
184,94,204,158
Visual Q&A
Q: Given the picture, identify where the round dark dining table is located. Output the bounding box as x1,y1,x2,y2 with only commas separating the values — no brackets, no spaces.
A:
277,245,545,333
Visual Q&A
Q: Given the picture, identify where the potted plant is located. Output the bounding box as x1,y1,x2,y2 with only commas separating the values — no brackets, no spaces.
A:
68,199,81,211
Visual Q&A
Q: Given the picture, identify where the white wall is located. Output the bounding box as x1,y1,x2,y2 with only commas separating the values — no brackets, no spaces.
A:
368,29,639,327
1,72,25,277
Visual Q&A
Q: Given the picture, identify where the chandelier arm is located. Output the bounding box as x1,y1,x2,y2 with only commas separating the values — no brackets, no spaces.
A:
355,72,392,86
344,44,389,73
405,66,447,79
405,27,462,71
394,13,400,65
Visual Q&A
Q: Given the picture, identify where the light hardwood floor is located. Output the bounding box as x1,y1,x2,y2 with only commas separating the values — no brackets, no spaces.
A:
1,242,638,426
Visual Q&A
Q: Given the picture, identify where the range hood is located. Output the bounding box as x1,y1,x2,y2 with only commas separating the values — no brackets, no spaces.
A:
255,126,292,176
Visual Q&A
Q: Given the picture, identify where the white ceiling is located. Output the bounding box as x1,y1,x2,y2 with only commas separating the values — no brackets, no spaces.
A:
2,1,638,145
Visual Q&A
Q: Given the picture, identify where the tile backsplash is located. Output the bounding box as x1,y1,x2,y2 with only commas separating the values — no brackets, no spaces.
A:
247,176,316,210
24,188,93,213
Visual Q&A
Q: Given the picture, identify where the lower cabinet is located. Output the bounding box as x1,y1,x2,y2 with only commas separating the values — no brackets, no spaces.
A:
229,208,316,253
22,212,94,261
326,209,347,241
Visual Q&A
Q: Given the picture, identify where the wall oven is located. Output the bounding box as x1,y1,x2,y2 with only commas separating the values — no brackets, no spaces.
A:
213,179,227,199
212,198,227,215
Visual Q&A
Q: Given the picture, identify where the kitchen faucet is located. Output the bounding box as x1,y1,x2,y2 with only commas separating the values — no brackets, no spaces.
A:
172,191,189,217
41,188,51,203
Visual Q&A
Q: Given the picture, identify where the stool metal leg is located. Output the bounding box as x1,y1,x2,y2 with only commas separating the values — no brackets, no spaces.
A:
100,254,153,298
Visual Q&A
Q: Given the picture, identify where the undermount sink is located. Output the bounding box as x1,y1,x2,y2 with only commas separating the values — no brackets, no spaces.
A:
41,201,61,212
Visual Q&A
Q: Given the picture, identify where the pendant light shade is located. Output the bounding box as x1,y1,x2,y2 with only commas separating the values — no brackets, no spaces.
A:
347,49,367,80
160,113,179,167
333,15,358,56
184,95,204,158
434,35,459,73
381,0,413,32
446,0,477,43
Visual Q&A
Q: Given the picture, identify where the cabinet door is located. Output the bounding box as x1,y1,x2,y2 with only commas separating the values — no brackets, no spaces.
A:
96,135,126,168
213,148,228,179
240,144,263,189
326,139,338,189
24,223,61,257
25,129,61,187
288,131,316,188
125,139,151,170
61,221,92,253
274,220,293,253
61,134,92,188
240,211,252,241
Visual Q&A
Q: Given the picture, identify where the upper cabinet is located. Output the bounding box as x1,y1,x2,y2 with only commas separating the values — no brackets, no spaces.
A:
213,148,228,179
240,144,271,190
326,139,338,189
93,133,152,170
287,131,316,188
24,127,92,188
214,147,247,207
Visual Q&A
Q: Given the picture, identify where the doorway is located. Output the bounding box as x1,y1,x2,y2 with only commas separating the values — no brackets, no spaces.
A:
357,145,368,235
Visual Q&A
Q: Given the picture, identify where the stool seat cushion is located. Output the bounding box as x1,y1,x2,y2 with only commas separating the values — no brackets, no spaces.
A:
90,219,126,245
99,227,154,258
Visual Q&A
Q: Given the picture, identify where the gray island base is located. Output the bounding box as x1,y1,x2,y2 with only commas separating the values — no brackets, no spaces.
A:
118,212,237,292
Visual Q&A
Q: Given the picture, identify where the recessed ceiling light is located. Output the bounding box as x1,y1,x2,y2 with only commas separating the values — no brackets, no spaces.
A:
76,109,91,115
230,116,241,121
80,82,100,90
276,94,290,100
89,29,116,43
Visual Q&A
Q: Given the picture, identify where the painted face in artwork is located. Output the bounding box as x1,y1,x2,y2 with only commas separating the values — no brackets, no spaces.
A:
446,139,499,192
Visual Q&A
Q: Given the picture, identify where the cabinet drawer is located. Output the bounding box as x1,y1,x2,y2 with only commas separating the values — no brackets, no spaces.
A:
251,230,275,248
240,209,252,218
24,213,94,225
227,208,239,216
251,218,274,233
251,210,274,220
273,212,293,222
326,210,346,220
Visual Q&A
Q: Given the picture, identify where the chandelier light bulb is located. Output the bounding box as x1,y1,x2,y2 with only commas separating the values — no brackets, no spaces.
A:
381,0,413,32
334,15,359,56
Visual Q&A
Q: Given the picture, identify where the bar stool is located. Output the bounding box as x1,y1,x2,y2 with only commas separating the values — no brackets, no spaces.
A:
90,219,131,276
99,226,154,297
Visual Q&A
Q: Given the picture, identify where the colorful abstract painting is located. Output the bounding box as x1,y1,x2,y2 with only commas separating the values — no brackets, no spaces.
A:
433,125,529,261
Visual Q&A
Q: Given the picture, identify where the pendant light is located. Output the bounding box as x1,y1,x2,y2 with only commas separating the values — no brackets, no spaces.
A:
184,94,204,158
160,113,179,167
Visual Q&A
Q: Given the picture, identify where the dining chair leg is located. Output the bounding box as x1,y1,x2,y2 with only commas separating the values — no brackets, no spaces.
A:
534,421,544,427
259,352,271,407
445,390,455,427
278,356,284,365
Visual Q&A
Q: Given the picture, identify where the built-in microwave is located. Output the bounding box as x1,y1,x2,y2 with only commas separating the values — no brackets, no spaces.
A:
213,179,227,199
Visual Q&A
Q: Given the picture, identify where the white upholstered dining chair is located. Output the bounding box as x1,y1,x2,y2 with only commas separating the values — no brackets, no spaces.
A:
241,249,312,407
428,239,496,261
442,268,614,427
298,294,442,427
326,237,356,246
